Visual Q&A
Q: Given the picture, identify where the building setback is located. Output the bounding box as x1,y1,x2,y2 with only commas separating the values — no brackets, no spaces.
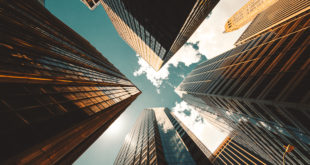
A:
224,0,278,33
177,8,310,164
235,0,310,45
114,108,212,165
0,0,140,164
82,0,219,71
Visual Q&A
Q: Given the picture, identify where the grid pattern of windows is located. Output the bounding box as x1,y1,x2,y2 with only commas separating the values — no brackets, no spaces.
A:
233,121,310,164
235,0,310,45
154,108,196,165
114,109,166,165
212,137,268,165
164,109,213,165
115,108,211,165
100,0,218,70
177,9,310,164
0,0,140,164
224,0,278,32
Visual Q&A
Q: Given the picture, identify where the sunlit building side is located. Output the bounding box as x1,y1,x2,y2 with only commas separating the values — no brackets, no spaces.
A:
211,135,269,165
0,0,140,164
81,0,219,71
114,108,213,165
235,0,310,45
225,0,278,32
177,8,310,164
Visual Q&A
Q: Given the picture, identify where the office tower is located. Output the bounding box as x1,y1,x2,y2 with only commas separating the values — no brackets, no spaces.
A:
82,0,219,71
224,0,278,33
211,135,268,164
235,0,310,45
177,8,310,163
81,0,100,10
194,107,233,134
164,109,214,162
232,120,310,164
114,108,212,165
0,0,140,164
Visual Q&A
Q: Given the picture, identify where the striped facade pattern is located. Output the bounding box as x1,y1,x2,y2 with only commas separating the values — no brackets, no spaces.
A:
177,9,310,164
100,0,218,70
0,0,140,164
165,109,213,164
114,109,166,165
212,136,268,165
225,0,278,32
235,0,310,45
234,121,310,164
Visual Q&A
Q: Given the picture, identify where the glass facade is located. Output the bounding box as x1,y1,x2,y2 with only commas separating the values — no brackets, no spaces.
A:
84,0,219,70
235,0,310,45
177,8,310,164
224,0,278,32
212,136,268,165
114,109,166,165
114,108,212,165
0,0,140,164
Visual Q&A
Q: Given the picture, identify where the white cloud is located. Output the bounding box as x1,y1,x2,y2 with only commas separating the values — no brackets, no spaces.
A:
187,0,249,59
133,42,202,88
172,101,229,152
134,0,250,88
133,55,170,88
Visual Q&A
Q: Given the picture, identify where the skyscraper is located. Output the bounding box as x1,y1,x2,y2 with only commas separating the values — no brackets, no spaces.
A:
0,0,140,164
235,0,310,45
114,108,212,165
211,135,268,164
224,0,278,33
82,0,219,71
177,8,310,163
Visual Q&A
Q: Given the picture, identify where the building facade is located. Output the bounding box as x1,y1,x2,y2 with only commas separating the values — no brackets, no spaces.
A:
177,8,310,164
0,0,140,164
82,0,219,71
211,136,268,165
235,0,310,45
114,108,212,165
225,0,278,32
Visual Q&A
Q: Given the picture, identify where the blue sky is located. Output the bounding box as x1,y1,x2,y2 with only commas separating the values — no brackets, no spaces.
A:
46,0,248,164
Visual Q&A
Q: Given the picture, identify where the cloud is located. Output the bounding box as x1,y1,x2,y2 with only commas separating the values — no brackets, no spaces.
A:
133,41,204,88
133,55,170,88
187,0,249,59
172,101,229,152
133,0,249,88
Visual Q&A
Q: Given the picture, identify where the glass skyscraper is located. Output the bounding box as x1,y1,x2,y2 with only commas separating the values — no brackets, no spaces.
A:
177,7,310,164
0,0,140,164
235,0,310,45
82,0,219,71
114,108,212,165
224,0,278,32
211,135,269,164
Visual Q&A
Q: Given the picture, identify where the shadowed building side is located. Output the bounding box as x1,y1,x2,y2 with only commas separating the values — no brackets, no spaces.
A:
164,109,213,164
0,0,140,164
82,0,219,71
177,8,310,164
